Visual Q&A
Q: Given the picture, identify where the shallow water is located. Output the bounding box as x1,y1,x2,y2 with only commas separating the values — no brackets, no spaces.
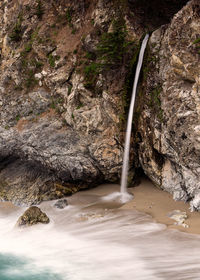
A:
0,184,200,280
0,254,63,280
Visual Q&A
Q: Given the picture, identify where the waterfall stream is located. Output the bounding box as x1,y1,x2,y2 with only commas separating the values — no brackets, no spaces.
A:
120,34,149,194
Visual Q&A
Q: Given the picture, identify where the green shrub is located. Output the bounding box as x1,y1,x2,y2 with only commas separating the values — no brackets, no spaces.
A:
192,38,200,54
71,28,76,35
85,52,96,60
148,85,163,121
76,103,83,109
35,0,44,19
66,8,73,25
48,54,55,67
50,101,56,109
10,14,23,42
47,54,60,67
68,85,72,95
16,115,21,121
25,69,37,88
193,38,200,44
83,62,100,89
24,43,32,53
20,55,43,89
97,20,128,69
35,60,43,69
82,19,135,90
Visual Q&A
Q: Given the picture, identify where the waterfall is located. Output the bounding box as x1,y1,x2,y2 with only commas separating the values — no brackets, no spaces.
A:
120,34,149,194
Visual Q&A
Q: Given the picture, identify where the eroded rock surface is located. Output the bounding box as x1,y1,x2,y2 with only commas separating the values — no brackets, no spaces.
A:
0,0,144,204
167,210,189,228
138,0,200,210
16,206,50,227
0,0,195,209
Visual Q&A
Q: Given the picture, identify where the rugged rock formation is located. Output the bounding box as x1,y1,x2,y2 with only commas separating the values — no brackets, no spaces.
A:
0,158,81,205
16,206,50,226
0,0,196,209
138,0,200,210
0,0,145,205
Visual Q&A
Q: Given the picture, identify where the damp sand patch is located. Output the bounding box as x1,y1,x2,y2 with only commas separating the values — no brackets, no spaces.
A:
121,178,200,235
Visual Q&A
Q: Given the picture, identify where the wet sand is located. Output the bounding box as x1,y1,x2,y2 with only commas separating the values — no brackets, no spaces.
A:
1,178,200,235
80,178,200,235
122,179,200,235
0,201,19,214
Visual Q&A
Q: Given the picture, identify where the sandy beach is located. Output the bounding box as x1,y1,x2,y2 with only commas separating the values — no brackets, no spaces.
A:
122,179,200,235
1,178,200,235
0,201,19,215
79,178,200,235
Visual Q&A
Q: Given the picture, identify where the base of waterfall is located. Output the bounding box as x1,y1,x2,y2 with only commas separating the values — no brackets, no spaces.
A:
102,191,133,203
1,179,200,279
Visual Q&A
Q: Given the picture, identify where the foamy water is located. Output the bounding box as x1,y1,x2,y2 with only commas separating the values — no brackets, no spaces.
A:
0,185,200,279
102,191,133,203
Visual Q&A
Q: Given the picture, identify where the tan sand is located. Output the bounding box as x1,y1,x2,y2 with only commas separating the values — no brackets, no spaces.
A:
83,178,200,235
121,178,200,235
0,201,20,215
1,178,200,235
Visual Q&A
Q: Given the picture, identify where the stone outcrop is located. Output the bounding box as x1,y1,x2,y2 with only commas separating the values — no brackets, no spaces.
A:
0,158,81,205
0,0,197,209
138,0,200,210
16,206,50,227
0,0,144,205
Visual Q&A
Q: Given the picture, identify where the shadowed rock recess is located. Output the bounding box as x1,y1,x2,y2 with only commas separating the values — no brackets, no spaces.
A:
0,0,197,207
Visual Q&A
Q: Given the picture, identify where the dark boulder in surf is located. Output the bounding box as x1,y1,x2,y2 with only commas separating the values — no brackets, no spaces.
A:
16,206,50,227
54,199,68,209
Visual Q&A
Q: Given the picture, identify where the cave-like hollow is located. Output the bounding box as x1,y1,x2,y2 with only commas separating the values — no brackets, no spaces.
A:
128,0,189,30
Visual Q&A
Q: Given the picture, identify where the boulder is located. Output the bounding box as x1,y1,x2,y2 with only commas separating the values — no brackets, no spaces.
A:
16,206,50,227
54,199,68,209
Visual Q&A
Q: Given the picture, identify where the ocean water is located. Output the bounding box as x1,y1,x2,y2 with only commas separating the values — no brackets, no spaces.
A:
0,253,63,280
1,184,200,280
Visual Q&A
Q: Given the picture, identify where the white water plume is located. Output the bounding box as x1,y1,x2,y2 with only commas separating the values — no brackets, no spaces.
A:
102,191,133,203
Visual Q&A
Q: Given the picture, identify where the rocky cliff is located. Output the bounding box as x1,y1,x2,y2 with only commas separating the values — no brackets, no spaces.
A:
0,0,145,205
0,0,198,208
138,0,200,210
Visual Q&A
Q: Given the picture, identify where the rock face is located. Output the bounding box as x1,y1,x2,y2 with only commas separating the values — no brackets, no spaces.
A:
138,0,200,210
0,0,145,204
16,206,50,227
0,0,196,208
